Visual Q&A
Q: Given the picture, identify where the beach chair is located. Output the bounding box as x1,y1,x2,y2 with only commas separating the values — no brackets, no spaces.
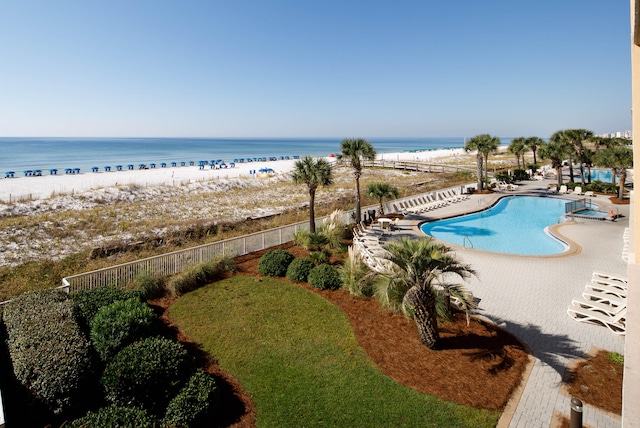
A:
558,185,570,194
582,288,626,306
572,296,625,316
584,190,595,197
573,186,583,195
592,271,628,288
567,305,626,335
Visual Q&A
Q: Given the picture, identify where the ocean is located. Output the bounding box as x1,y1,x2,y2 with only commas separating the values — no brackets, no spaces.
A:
0,137,474,174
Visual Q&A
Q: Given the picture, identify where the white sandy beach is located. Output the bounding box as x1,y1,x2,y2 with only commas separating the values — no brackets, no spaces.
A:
0,148,467,204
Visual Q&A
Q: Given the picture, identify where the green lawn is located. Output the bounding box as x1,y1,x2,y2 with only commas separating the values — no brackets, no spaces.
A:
169,276,500,427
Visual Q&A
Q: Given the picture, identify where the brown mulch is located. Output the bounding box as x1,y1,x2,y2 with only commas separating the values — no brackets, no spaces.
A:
563,349,623,415
154,243,532,427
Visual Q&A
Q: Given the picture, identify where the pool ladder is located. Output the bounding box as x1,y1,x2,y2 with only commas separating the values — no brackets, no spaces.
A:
463,235,474,248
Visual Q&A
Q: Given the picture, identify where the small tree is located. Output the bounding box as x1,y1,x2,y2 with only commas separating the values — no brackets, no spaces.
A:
508,137,527,169
525,136,544,165
594,146,633,199
366,182,399,216
338,138,376,224
291,155,333,233
539,139,572,187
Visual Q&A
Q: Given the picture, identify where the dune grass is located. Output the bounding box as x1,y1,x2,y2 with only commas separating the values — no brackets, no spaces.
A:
169,276,500,427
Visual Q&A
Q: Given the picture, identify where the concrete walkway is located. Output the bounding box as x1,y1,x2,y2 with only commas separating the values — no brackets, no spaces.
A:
384,180,626,427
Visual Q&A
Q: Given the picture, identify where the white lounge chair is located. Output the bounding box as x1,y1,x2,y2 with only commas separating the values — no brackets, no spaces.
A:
582,288,626,306
573,186,584,195
592,271,628,288
567,305,626,335
584,190,595,197
558,185,570,194
572,296,625,315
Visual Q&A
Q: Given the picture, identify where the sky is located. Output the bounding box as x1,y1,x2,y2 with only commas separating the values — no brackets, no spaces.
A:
0,0,632,138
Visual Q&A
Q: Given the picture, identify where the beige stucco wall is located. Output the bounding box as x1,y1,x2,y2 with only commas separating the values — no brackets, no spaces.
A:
623,1,640,426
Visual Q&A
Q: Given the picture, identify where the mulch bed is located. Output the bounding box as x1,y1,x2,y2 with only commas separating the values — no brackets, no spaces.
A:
156,243,532,427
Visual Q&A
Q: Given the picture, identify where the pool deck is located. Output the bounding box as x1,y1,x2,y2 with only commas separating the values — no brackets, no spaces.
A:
383,179,627,427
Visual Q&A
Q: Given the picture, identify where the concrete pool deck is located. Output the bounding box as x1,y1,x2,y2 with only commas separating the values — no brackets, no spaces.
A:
382,179,627,427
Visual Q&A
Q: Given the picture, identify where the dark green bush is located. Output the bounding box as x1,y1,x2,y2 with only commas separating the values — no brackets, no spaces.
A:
513,169,529,181
90,298,158,362
163,369,219,427
72,285,144,331
2,289,94,415
310,249,331,265
70,405,157,428
101,336,194,416
285,258,315,282
167,257,237,296
308,264,342,290
257,249,295,277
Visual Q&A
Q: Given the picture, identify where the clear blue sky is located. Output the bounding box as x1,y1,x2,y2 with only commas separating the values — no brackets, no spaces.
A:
0,0,631,138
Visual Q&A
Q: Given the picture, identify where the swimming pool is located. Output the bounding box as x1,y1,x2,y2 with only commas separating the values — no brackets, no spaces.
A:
584,168,616,183
420,196,569,255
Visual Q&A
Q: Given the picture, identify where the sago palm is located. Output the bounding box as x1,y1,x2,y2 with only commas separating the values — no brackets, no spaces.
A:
379,237,476,349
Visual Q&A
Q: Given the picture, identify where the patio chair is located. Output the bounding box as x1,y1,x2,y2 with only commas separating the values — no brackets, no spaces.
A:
582,288,626,306
558,185,570,194
584,190,596,197
592,271,628,288
571,296,625,316
574,186,584,195
567,304,626,335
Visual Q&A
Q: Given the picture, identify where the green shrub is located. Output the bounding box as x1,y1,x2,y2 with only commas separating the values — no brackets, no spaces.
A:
286,258,316,282
257,249,295,277
90,298,158,362
167,257,237,296
341,247,376,297
70,405,157,428
308,264,342,290
310,250,331,265
2,289,94,415
495,171,510,182
73,285,144,331
513,169,529,181
101,336,194,415
163,369,219,427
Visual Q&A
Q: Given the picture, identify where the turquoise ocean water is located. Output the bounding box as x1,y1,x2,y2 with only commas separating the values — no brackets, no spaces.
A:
0,137,477,174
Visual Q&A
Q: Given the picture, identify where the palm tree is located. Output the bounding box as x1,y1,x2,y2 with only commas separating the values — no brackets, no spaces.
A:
539,140,572,187
564,129,594,185
338,138,376,224
508,137,527,169
379,237,476,349
291,156,333,233
367,182,399,216
594,146,633,199
464,134,487,191
478,135,500,185
525,136,544,165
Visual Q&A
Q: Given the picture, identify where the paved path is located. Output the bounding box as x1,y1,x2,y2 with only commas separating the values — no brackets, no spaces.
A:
387,181,626,427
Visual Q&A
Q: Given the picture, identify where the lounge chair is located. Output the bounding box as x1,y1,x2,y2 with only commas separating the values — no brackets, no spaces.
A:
558,185,570,194
592,271,628,288
567,305,626,335
584,190,595,197
582,288,626,306
574,186,584,195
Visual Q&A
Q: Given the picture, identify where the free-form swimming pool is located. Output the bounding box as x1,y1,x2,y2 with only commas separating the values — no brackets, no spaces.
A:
420,196,569,255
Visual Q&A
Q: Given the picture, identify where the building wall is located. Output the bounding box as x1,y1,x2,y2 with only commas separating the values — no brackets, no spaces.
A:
623,1,640,426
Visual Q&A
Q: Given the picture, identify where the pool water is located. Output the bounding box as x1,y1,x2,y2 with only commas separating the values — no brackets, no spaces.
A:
572,209,609,218
584,169,616,183
420,196,569,255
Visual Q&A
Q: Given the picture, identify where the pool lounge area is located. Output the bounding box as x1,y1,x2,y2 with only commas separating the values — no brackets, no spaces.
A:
377,178,628,427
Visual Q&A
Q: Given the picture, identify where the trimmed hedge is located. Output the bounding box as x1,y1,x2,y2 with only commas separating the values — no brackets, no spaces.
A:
90,298,158,362
2,289,94,414
101,336,194,415
163,369,219,427
308,264,342,290
257,249,295,277
72,285,144,331
70,405,157,428
286,258,316,282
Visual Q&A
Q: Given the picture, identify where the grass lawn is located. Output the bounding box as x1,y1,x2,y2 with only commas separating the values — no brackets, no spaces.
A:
169,276,501,427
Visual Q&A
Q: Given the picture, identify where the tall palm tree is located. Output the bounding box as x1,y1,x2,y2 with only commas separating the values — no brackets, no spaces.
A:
291,156,333,233
508,137,527,169
338,138,376,224
564,129,594,185
366,182,399,216
478,135,500,184
594,146,633,199
464,134,487,191
525,136,544,165
379,237,476,349
539,140,572,187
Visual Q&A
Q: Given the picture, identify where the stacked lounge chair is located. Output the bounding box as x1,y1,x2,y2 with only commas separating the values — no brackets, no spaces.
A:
567,271,627,334
352,224,393,273
392,189,467,216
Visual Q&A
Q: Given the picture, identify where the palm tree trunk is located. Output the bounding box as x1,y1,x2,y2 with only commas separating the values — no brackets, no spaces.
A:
354,173,362,224
483,154,489,185
556,166,563,187
568,153,574,183
407,287,439,349
532,148,537,165
476,153,483,191
309,189,316,233
618,173,626,199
